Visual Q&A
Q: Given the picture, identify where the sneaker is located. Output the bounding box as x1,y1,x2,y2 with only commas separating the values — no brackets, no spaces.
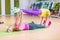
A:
47,21,51,28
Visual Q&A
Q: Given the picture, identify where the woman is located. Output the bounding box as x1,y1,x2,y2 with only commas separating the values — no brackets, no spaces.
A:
21,8,51,26
7,8,51,32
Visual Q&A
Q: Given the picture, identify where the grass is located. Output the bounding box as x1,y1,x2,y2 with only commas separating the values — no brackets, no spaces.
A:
0,30,21,36
0,28,45,36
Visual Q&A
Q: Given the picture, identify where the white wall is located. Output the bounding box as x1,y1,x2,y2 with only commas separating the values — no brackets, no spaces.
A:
10,0,14,15
1,0,5,15
20,0,36,9
28,0,36,9
20,0,28,9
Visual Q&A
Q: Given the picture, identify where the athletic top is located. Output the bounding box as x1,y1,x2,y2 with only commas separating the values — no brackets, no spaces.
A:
39,8,50,17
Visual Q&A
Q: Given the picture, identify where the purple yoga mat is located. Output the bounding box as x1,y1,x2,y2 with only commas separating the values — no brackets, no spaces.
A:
21,9,42,16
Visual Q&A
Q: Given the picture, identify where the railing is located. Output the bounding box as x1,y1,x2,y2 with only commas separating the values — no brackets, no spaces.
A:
30,1,54,10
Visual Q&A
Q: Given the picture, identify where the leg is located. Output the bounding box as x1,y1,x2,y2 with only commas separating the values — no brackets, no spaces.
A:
44,16,48,26
47,21,51,28
41,16,48,26
18,10,23,29
40,17,43,24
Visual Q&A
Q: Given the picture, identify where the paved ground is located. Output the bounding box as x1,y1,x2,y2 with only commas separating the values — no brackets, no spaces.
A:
0,15,60,40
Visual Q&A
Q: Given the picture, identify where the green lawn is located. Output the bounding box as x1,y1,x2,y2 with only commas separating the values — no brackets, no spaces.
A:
0,30,20,36
0,28,45,36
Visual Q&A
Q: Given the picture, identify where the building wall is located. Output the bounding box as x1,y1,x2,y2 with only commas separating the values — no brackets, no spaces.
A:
5,0,10,15
0,0,19,15
0,0,1,15
20,0,36,9
0,0,36,16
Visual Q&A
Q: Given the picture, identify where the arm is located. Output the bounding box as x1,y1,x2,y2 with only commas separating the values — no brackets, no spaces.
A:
18,10,23,29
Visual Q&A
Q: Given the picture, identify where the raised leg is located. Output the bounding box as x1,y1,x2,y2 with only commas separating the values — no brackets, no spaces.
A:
41,16,48,26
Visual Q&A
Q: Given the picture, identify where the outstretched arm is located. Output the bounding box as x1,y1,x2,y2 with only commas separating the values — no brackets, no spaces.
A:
18,10,23,29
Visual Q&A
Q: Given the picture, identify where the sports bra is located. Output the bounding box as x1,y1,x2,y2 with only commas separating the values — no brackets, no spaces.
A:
21,24,29,30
